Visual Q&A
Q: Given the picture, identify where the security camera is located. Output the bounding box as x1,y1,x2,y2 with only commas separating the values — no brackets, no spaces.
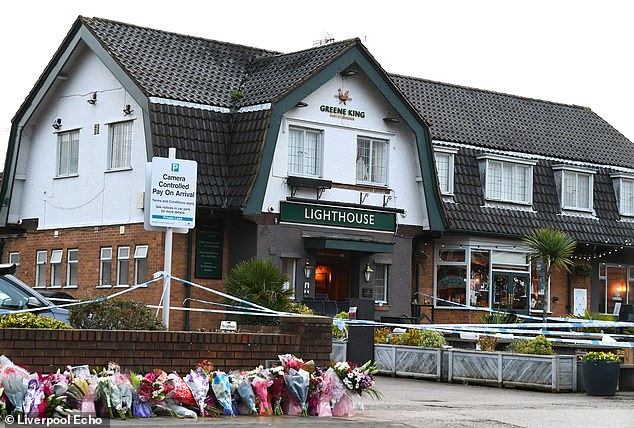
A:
268,206,275,213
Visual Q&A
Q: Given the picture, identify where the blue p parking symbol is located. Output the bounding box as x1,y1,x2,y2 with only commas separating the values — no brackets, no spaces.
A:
171,163,180,172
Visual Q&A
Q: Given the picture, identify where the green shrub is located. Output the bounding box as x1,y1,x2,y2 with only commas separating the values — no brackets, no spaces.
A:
417,329,446,348
574,311,618,334
508,335,554,355
374,327,390,344
286,302,314,315
224,258,293,325
477,335,498,352
332,311,349,340
0,312,71,329
69,298,164,330
480,311,518,324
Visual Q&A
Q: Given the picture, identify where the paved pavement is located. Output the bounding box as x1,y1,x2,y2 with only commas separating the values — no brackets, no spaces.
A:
14,376,632,428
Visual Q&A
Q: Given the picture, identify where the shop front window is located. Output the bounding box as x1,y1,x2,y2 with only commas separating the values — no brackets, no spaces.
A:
436,265,466,306
470,251,490,307
599,264,628,314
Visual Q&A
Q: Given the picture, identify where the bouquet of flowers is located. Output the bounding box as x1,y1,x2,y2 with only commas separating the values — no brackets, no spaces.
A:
251,375,273,415
184,369,209,416
137,369,171,404
23,378,46,418
211,371,234,416
308,368,335,417
65,377,96,416
0,355,30,412
283,368,310,416
267,365,286,416
129,371,152,418
332,360,379,398
166,372,197,407
234,373,256,415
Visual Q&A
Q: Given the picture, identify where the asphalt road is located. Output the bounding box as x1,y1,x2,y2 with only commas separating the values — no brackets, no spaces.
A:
12,376,632,428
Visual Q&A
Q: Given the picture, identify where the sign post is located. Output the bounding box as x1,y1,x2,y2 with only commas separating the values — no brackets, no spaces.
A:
146,148,197,328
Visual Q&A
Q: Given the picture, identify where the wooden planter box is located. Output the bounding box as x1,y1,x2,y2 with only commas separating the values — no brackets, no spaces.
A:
374,344,442,380
446,348,577,392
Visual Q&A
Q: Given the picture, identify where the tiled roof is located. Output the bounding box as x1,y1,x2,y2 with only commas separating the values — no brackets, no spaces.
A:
445,148,634,245
81,16,356,108
150,103,270,208
391,75,634,169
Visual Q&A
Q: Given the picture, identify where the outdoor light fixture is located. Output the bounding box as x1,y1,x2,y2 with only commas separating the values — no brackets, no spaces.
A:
383,116,400,123
87,92,97,104
304,259,312,279
295,101,308,108
340,69,358,77
364,263,374,282
123,104,134,115
51,118,62,130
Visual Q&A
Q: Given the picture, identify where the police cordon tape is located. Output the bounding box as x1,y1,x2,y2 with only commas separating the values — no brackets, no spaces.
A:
4,272,633,348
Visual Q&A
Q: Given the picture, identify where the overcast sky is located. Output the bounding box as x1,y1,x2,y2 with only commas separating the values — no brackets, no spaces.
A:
1,0,633,167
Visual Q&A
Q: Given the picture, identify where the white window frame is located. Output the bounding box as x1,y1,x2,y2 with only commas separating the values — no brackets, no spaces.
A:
478,154,535,205
116,246,130,287
35,250,47,288
356,137,389,186
287,126,323,177
134,245,149,286
434,147,458,195
108,121,133,170
99,247,112,288
56,129,79,177
8,252,19,277
611,173,634,217
373,264,389,304
553,165,595,213
50,250,63,288
66,249,79,288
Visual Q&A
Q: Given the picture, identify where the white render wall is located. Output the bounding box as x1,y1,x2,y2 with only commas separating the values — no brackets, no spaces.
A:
10,47,147,229
263,74,431,228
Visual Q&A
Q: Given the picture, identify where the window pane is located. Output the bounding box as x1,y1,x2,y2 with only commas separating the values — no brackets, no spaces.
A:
134,245,148,259
118,259,130,286
109,122,133,169
515,166,529,202
436,265,466,306
371,140,387,184
501,163,513,200
356,139,371,182
281,258,296,299
488,161,502,199
623,180,634,215
36,251,47,287
135,259,147,285
435,153,450,193
288,128,321,177
577,174,590,208
470,251,490,307
374,264,388,303
438,249,465,262
56,131,79,176
100,261,111,286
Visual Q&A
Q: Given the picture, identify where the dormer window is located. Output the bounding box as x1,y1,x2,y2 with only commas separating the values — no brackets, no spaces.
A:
477,154,535,205
553,165,595,213
611,173,634,217
434,146,458,195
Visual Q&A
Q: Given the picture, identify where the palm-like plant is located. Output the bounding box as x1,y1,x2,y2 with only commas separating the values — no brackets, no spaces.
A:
224,258,292,324
522,228,576,322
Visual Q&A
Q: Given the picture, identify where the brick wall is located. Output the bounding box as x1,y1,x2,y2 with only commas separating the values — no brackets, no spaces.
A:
0,316,332,374
2,222,229,331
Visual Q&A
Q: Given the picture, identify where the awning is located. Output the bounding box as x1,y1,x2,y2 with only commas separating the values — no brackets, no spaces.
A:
303,236,394,253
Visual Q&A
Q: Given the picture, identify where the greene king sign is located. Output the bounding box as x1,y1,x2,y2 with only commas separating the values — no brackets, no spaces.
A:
279,202,395,232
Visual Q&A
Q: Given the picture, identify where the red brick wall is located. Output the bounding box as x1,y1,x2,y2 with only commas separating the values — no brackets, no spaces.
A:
0,316,332,374
2,222,230,331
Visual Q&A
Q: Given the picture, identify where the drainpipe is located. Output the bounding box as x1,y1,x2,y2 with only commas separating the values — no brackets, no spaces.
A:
566,270,572,314
184,229,193,331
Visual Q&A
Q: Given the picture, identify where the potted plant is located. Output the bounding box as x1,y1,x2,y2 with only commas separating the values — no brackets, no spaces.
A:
580,351,621,396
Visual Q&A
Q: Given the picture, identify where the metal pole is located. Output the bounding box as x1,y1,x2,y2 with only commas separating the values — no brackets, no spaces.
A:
162,147,177,329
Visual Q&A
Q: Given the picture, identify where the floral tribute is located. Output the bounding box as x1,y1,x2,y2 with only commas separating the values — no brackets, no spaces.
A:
0,354,379,420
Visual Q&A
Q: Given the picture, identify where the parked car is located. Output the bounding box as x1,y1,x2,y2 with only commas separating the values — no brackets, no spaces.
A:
0,263,70,324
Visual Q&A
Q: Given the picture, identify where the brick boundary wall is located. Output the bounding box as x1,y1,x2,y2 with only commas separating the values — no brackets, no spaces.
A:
0,316,332,374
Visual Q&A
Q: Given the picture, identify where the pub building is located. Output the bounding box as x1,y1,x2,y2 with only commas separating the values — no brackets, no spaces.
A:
1,16,633,330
